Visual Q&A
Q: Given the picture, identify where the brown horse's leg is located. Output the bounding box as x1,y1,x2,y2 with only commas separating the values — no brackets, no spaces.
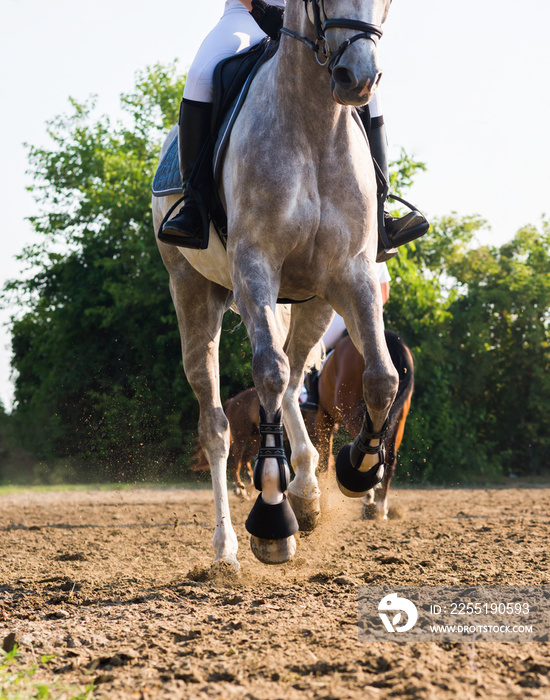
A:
224,394,248,498
242,440,258,482
157,244,238,569
225,388,260,498
379,391,412,519
228,437,247,498
313,408,336,474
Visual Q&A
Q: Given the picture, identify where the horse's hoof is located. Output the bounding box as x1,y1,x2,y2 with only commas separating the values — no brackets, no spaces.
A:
287,491,321,532
211,557,241,576
335,443,384,498
337,481,366,498
361,502,379,520
250,535,296,565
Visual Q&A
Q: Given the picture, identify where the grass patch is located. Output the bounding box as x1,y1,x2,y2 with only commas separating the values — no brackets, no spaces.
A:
0,646,94,700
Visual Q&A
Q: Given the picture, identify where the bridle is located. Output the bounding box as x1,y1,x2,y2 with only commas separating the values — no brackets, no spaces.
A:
280,0,383,73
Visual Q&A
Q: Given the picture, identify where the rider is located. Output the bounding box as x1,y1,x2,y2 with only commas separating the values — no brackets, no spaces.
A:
159,0,429,259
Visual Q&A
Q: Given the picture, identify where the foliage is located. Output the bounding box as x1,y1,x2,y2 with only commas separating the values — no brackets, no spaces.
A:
0,645,94,699
3,63,550,484
387,214,550,482
3,63,251,481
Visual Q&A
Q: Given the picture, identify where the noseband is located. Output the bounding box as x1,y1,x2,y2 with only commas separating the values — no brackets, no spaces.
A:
280,0,383,73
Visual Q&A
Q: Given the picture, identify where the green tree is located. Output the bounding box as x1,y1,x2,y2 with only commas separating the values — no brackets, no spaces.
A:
4,64,252,480
446,222,550,475
387,215,550,482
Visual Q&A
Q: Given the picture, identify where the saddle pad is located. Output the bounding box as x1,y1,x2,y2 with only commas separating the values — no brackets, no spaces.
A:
152,130,181,197
150,91,247,198
152,39,276,199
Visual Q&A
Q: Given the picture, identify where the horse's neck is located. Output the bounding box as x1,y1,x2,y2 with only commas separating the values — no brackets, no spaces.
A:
273,1,348,133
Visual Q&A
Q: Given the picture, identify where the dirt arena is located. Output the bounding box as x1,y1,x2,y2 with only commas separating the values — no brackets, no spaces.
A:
1,482,549,699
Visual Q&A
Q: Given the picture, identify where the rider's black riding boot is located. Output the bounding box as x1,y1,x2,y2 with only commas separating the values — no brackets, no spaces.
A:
365,112,430,262
158,98,213,248
301,369,319,412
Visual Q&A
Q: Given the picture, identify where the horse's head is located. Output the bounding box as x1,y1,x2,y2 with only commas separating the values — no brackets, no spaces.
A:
305,0,391,106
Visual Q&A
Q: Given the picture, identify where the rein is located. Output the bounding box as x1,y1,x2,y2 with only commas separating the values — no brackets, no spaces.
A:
281,0,383,72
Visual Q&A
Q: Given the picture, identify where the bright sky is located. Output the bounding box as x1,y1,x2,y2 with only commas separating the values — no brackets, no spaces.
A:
1,0,549,410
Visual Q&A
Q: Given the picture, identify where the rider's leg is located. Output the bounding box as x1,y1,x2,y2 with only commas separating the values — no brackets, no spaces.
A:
363,94,429,261
301,369,320,413
160,0,266,247
301,313,345,412
158,99,213,247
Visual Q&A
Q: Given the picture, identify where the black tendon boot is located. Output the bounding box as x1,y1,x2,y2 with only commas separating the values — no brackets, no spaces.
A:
159,99,213,248
363,110,430,262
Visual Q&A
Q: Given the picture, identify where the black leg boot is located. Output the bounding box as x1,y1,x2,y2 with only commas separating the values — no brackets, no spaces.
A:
159,98,213,248
362,110,430,262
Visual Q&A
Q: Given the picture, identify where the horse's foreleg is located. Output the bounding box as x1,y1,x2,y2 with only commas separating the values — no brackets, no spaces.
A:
231,259,299,564
327,262,399,498
161,248,238,570
377,462,393,519
283,299,335,530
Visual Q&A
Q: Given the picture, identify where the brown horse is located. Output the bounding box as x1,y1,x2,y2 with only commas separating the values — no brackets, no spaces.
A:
313,330,414,519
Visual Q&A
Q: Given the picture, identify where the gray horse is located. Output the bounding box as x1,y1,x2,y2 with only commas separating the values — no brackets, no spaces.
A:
152,0,398,571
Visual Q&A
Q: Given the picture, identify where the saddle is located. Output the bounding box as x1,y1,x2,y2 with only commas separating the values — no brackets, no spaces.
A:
152,37,278,247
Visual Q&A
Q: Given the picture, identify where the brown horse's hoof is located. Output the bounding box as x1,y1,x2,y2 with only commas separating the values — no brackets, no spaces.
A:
287,491,321,532
250,535,296,564
233,484,251,501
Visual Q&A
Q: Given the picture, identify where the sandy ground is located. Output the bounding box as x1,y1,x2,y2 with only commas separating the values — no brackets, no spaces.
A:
1,482,549,699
